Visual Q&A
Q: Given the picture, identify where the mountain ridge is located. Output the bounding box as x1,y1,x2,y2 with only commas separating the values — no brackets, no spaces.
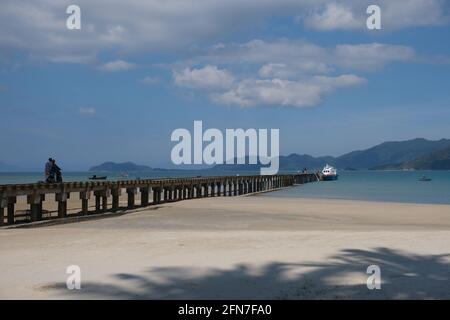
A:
372,146,450,170
73,138,450,172
212,138,450,171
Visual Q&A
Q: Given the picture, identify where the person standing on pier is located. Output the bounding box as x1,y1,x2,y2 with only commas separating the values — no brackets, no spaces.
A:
51,159,63,183
45,158,53,182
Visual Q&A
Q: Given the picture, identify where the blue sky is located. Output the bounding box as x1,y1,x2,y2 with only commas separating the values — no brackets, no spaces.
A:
1,0,450,170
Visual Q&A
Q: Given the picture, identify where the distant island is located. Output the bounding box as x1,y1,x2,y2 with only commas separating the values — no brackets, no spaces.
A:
86,138,450,173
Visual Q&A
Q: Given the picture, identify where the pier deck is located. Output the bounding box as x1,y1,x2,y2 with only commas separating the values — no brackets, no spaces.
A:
0,173,318,226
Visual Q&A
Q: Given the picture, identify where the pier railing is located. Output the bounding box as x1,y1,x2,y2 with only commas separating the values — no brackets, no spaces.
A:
0,173,318,226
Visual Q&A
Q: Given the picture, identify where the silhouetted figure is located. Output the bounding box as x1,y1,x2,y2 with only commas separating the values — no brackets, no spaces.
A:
45,158,53,182
51,159,63,183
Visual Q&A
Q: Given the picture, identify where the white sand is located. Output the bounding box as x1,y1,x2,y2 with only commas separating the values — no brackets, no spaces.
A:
1,196,450,299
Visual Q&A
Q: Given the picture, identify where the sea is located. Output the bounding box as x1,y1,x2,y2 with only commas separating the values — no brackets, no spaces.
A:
262,170,450,205
1,170,449,205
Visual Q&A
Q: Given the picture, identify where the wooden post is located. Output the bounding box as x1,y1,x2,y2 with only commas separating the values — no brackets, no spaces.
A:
153,187,160,204
0,194,7,226
7,196,16,224
94,192,101,213
102,194,108,212
27,193,43,222
79,190,91,215
39,194,45,219
168,187,174,201
140,187,149,206
161,188,166,202
111,188,121,212
126,187,137,209
56,193,69,218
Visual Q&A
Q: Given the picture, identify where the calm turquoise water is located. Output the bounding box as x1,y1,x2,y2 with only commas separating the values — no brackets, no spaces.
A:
261,171,450,205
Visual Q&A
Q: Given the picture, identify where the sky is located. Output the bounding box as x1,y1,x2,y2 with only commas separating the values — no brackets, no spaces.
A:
1,0,450,170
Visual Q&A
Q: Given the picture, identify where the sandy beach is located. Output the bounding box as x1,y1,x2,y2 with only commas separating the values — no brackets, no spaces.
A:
1,195,450,299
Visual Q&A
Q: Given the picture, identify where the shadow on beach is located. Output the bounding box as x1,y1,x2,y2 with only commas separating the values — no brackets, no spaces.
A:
57,247,450,299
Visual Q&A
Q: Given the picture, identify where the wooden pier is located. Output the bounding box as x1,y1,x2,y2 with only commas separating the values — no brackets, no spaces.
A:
0,173,319,226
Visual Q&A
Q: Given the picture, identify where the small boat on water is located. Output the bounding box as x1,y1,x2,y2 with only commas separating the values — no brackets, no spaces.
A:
88,175,107,180
419,176,432,182
322,164,338,181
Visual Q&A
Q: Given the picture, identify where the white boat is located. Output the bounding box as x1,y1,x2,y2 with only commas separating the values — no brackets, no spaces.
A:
322,164,338,181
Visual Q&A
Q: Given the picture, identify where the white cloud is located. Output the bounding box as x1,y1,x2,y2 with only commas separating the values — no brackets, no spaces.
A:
377,0,448,29
300,0,449,31
200,39,327,69
259,63,290,78
212,75,366,108
79,107,96,115
0,0,447,63
195,39,416,73
173,65,234,90
99,60,136,72
334,43,416,70
172,39,417,108
258,62,331,79
304,3,361,31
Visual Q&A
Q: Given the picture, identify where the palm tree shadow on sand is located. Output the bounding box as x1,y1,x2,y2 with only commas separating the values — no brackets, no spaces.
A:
58,247,450,299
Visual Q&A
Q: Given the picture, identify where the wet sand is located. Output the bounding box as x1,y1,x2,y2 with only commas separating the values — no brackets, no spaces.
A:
1,196,450,299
